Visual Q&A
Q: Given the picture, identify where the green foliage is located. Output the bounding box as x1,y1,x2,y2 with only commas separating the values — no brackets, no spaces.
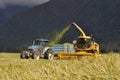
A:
0,53,120,80
100,42,120,53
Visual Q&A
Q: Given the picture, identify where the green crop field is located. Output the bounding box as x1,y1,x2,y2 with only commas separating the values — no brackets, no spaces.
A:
0,53,120,80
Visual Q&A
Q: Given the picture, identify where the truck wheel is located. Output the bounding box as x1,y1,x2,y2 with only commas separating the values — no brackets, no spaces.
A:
44,49,54,60
20,51,30,59
31,52,40,59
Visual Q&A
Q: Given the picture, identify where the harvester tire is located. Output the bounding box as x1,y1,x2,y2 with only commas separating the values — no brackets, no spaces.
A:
44,49,54,60
93,50,99,54
20,51,30,59
31,52,40,59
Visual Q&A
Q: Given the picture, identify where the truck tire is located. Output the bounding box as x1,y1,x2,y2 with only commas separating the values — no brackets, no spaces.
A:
20,51,30,59
31,52,40,59
44,49,54,60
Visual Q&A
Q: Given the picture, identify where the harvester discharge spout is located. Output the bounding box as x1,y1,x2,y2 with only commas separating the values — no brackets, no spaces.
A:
71,22,91,39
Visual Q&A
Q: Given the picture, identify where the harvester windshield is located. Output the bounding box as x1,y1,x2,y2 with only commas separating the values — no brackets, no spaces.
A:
76,37,92,49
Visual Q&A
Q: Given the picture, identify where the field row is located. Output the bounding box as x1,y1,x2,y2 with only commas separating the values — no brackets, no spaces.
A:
0,53,120,80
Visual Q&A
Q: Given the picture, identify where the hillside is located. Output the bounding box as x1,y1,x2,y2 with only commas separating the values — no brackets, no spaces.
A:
0,0,120,52
0,5,29,26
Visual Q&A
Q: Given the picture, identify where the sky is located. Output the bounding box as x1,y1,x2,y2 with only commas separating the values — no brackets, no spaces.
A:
0,0,50,9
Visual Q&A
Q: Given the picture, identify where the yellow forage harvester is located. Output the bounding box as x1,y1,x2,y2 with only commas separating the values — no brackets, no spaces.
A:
57,22,101,59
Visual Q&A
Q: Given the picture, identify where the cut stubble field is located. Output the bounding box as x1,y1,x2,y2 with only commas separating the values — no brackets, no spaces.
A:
0,53,120,80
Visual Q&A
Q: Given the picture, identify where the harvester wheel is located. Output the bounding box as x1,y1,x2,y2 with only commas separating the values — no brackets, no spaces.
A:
20,51,30,59
31,52,40,59
44,49,54,60
93,50,99,54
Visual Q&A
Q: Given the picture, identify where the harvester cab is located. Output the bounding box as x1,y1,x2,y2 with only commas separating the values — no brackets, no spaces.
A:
73,34,99,53
20,39,54,60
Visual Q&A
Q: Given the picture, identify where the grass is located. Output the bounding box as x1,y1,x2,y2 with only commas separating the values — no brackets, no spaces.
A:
0,53,120,80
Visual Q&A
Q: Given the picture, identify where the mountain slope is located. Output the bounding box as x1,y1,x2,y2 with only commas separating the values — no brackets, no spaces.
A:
0,0,120,52
0,5,29,26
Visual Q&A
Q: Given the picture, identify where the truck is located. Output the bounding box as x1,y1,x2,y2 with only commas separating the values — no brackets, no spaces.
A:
20,39,54,60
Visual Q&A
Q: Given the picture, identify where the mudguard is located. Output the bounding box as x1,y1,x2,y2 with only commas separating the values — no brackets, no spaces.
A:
42,47,51,55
